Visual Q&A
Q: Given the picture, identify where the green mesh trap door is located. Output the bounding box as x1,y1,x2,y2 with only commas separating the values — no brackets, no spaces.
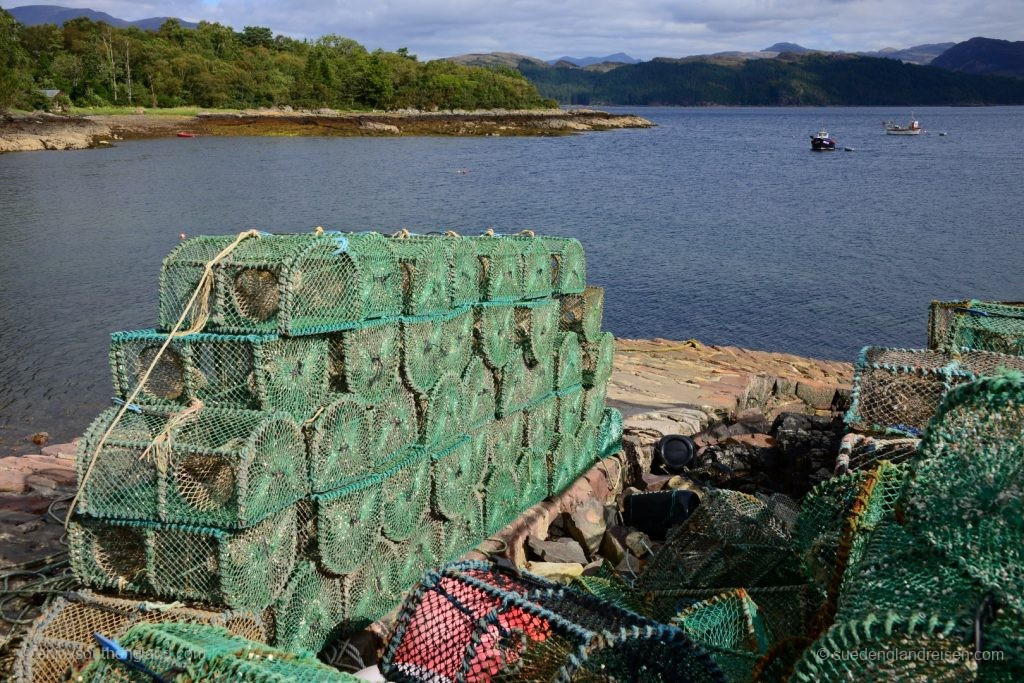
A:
548,433,580,496
559,286,604,343
581,331,615,388
460,356,498,431
495,352,532,417
554,332,583,390
391,234,452,316
542,236,586,294
473,235,525,303
402,310,474,395
328,322,402,402
304,394,370,493
432,437,482,521
417,371,463,448
365,388,419,467
380,448,433,542
270,560,346,655
516,299,559,366
556,386,584,438
346,536,407,628
516,235,554,300
474,304,516,369
314,476,382,575
524,397,557,457
442,235,481,308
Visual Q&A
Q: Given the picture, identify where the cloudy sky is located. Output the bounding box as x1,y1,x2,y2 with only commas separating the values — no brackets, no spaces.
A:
10,0,1024,60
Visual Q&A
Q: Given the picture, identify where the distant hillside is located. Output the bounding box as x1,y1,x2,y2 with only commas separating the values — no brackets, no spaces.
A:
763,42,811,53
860,43,955,65
447,52,547,69
547,52,639,67
517,52,1024,105
7,4,198,29
930,37,1024,77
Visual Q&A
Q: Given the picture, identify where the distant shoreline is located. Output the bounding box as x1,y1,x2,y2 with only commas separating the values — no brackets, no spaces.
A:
0,108,654,154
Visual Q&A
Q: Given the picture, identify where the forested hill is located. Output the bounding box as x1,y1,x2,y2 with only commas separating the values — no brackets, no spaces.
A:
0,9,554,110
518,52,1024,106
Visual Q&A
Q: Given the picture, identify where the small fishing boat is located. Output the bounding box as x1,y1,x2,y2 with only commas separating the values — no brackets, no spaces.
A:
883,116,923,135
810,130,837,151
176,131,199,138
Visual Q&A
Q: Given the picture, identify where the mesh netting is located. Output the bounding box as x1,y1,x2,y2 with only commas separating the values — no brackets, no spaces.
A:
548,433,580,496
541,236,586,295
835,432,920,473
554,332,583,391
516,235,554,300
69,506,296,610
442,234,482,308
11,590,265,683
515,299,559,365
327,321,402,402
579,384,608,436
524,397,557,458
304,394,369,493
928,299,1024,355
416,371,463,448
461,356,498,431
569,564,646,614
382,561,725,682
313,476,381,575
435,488,487,563
402,309,474,395
345,535,407,628
670,589,771,682
559,286,604,343
514,447,549,511
556,386,584,438
484,459,522,534
845,346,1024,436
596,407,624,458
390,234,452,316
380,448,433,542
473,235,525,303
76,407,306,528
580,330,615,389
270,560,346,654
365,387,419,465
495,352,532,417
77,621,360,682
475,304,517,369
432,437,482,521
110,329,328,418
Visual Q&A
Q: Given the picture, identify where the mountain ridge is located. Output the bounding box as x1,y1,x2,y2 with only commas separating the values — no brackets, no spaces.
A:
7,4,198,30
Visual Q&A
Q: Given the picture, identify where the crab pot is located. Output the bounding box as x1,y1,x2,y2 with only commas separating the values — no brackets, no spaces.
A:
927,299,1024,355
382,562,722,683
269,560,346,655
435,492,486,564
549,433,581,496
390,234,452,316
554,331,583,390
580,384,609,436
526,354,555,405
541,235,586,294
494,351,533,417
431,437,482,521
344,536,408,628
845,346,1024,436
559,286,604,343
379,448,433,542
524,395,557,456
415,372,463,448
460,356,497,431
474,303,517,369
401,309,473,395
556,385,584,437
158,231,400,336
514,235,554,300
312,476,382,576
486,411,525,471
75,407,306,528
110,330,329,419
327,321,402,402
516,448,549,511
483,458,521,534
597,407,624,458
515,298,559,365
440,234,481,307
69,507,297,611
472,235,524,303
365,388,419,467
581,330,615,389
304,394,370,493
11,591,265,683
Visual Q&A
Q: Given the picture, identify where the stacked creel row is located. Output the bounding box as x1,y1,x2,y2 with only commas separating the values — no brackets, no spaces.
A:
61,229,622,670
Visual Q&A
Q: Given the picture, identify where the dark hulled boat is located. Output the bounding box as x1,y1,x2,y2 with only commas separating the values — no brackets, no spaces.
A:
810,129,836,151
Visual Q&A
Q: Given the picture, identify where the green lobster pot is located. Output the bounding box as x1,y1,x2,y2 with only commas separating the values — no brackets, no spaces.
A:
380,448,432,542
486,411,525,470
549,433,581,495
516,448,549,511
304,394,370,493
559,286,604,343
390,234,451,316
460,356,497,431
928,299,1024,355
556,385,584,437
110,330,328,419
270,560,346,655
365,388,419,466
436,492,486,563
483,459,521,534
158,231,399,336
328,321,402,402
555,331,583,390
580,384,609,435
416,371,463,448
474,303,517,369
670,589,771,682
431,437,480,521
542,235,587,294
527,354,555,405
401,309,474,395
313,476,381,576
398,524,442,589
495,351,532,417
473,235,524,302
69,507,297,611
76,408,306,529
581,331,615,389
597,407,623,458
345,537,406,628
524,395,557,456
516,298,560,365
516,235,554,300
441,234,481,307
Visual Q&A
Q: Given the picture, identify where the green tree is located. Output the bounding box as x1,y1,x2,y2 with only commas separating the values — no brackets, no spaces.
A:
0,7,32,109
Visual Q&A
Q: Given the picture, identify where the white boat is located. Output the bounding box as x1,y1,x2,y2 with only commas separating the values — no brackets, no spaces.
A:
883,115,923,135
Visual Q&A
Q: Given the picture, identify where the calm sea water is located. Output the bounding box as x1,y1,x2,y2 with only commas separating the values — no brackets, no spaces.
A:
1,106,1023,451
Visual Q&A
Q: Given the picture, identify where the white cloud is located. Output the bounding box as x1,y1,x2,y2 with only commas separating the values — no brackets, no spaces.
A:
11,0,1024,59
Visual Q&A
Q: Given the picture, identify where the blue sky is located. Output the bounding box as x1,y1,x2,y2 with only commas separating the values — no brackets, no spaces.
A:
9,0,1024,60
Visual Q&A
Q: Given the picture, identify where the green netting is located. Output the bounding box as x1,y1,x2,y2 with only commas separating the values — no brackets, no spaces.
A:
514,447,549,511
495,352,532,416
554,331,583,390
327,321,402,402
345,535,407,628
110,329,328,418
929,299,1024,355
432,437,482,520
313,476,381,575
270,560,346,654
516,235,555,300
845,346,1024,436
569,565,646,614
548,433,580,496
596,407,624,457
559,286,604,343
556,385,584,437
338,230,405,319
416,371,463,448
523,396,557,457
365,388,419,465
390,234,452,316
441,234,482,308
77,622,361,682
304,394,370,493
541,236,586,295
472,235,525,303
382,561,725,683
460,356,497,431
581,330,615,389
158,232,391,336
11,590,265,683
76,407,306,528
380,448,433,542
670,589,772,682
515,298,559,365
789,612,977,682
401,309,474,394
486,411,525,467
69,506,296,610
579,384,608,436
474,303,517,369
484,458,522,534
398,521,443,590
835,432,920,473
435,490,487,562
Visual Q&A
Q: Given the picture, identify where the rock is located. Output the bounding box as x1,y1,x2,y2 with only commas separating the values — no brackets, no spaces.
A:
565,499,606,557
795,381,839,411
600,526,629,565
31,432,49,446
546,514,567,538
602,504,620,530
527,536,588,564
666,475,703,495
42,441,78,460
0,470,27,493
621,432,654,482
524,562,584,583
641,473,672,491
359,120,400,134
581,560,604,576
625,530,653,558
614,552,643,576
